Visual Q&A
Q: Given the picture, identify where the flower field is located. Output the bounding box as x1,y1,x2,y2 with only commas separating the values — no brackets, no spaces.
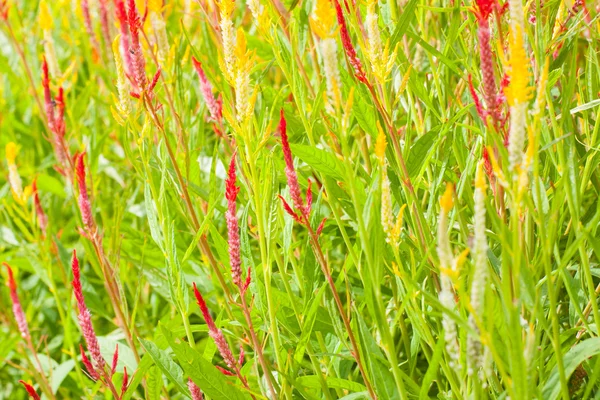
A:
1,0,599,398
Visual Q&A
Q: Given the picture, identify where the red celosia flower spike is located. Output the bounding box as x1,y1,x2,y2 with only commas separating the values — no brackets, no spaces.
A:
111,344,119,375
332,0,367,84
79,344,99,380
0,0,9,20
474,0,495,21
192,283,237,369
468,74,486,121
120,367,129,395
41,57,55,130
148,68,162,93
18,381,41,400
74,153,95,233
216,366,235,376
225,156,243,288
279,110,307,217
72,250,105,372
4,263,31,340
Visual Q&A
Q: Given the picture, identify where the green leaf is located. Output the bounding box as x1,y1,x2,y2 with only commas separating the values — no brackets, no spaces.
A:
161,326,250,400
406,128,439,178
290,144,346,181
139,339,190,397
390,0,418,46
297,375,367,392
542,338,600,400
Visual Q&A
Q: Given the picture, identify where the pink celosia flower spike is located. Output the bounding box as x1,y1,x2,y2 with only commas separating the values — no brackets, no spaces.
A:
4,263,31,340
75,153,95,233
71,250,105,372
225,156,243,288
127,0,147,90
32,179,48,236
188,378,204,399
474,0,499,124
18,381,41,400
192,283,237,369
120,367,129,395
81,0,101,58
98,0,112,53
192,57,223,123
115,0,134,77
332,0,368,84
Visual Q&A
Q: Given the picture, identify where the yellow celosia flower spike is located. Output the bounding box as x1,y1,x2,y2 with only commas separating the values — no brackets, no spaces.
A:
39,0,54,30
440,182,454,213
310,0,336,39
506,25,532,106
374,122,387,164
475,160,487,192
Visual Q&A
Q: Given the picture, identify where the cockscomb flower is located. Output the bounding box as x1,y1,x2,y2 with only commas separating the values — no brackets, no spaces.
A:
71,250,105,373
472,0,499,125
188,378,203,400
508,0,525,31
19,381,40,400
506,25,531,173
0,0,8,20
437,183,461,371
32,179,48,236
81,0,101,58
278,110,312,222
246,0,263,21
319,38,342,114
234,29,255,122
6,142,30,205
41,59,70,171
193,283,238,369
467,161,488,376
218,0,236,82
5,263,31,340
75,153,96,233
225,156,243,289
127,0,147,91
111,36,131,124
98,0,112,55
365,0,396,84
192,57,223,123
332,0,367,84
115,0,134,77
310,0,336,39
39,0,60,78
148,0,170,64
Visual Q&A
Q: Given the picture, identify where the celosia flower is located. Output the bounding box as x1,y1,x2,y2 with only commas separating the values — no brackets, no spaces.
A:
5,142,28,205
506,25,531,173
4,263,31,340
332,0,367,84
437,183,461,371
112,36,131,124
319,38,342,114
0,0,8,20
81,0,101,58
365,0,396,84
111,344,119,375
98,0,112,54
310,0,336,40
188,378,203,399
225,156,243,288
18,381,40,400
80,343,100,380
148,0,170,64
193,283,237,369
121,367,129,395
127,0,147,91
115,0,134,77
41,59,69,171
278,110,312,221
39,0,60,78
234,29,254,122
218,0,236,82
246,0,263,20
467,161,488,376
192,56,223,123
32,179,48,236
75,153,95,233
473,0,499,124
71,250,105,373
